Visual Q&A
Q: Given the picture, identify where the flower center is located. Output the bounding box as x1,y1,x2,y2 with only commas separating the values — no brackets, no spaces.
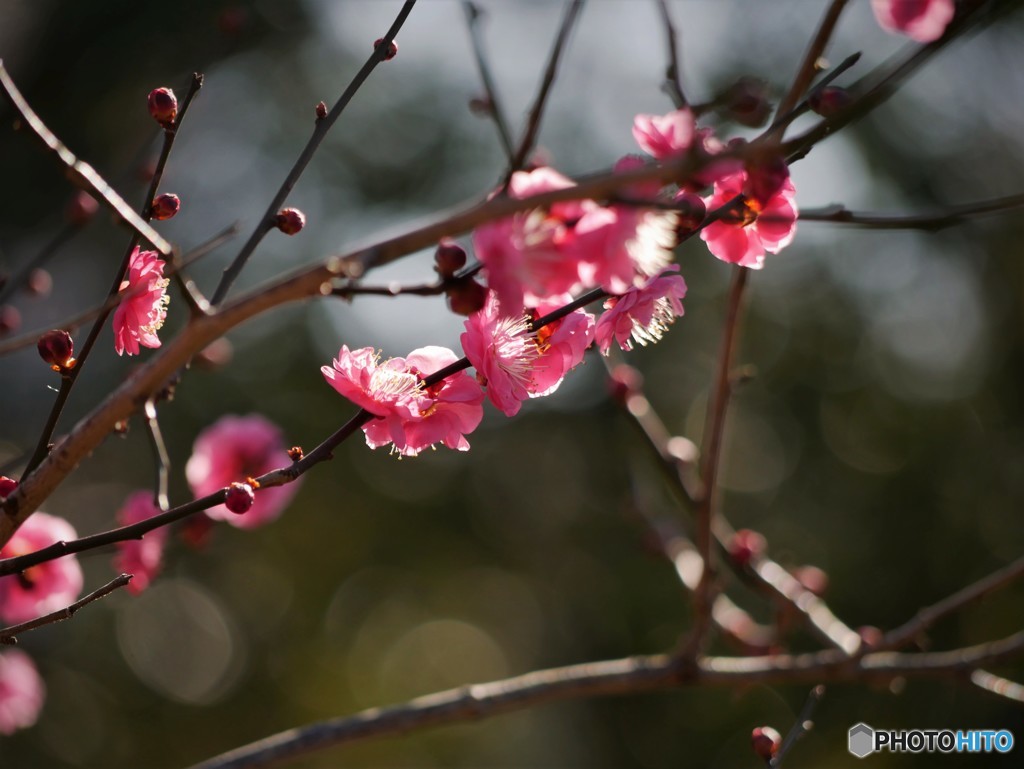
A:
492,315,540,386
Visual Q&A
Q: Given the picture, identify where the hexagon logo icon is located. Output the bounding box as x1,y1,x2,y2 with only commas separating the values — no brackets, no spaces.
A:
848,723,875,758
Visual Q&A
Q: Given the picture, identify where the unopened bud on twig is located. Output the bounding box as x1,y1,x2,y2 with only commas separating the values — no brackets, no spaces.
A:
150,193,180,221
808,86,853,118
729,529,767,567
793,565,829,596
66,191,99,226
721,77,772,127
225,482,255,514
0,476,18,499
446,277,487,316
28,268,52,297
37,329,76,371
434,240,467,278
0,305,21,335
147,87,178,128
274,208,306,235
373,38,398,61
315,100,328,120
751,726,782,761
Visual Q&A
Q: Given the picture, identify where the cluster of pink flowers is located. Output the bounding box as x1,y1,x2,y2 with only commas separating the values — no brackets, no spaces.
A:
321,103,806,451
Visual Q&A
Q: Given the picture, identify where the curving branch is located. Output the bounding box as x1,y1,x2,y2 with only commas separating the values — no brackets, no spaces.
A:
187,632,1024,769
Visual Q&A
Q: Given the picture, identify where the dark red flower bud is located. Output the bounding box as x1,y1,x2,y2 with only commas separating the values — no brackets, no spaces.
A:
147,87,178,127
150,193,180,221
857,625,883,650
28,268,52,297
37,329,75,370
751,726,782,760
373,38,398,61
274,208,306,235
224,482,255,514
446,278,488,316
0,305,21,335
0,476,18,499
673,191,706,235
434,240,467,277
721,77,772,128
66,191,99,226
729,529,767,567
315,100,328,120
808,86,853,118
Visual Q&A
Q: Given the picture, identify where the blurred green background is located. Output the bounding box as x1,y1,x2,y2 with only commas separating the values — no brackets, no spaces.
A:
1,1,1023,766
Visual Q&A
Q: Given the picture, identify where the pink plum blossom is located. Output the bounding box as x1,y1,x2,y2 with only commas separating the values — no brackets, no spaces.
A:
596,267,688,354
632,108,696,159
112,246,170,356
530,304,596,396
185,414,300,529
461,293,542,416
871,0,954,43
113,492,168,594
473,167,590,315
0,650,45,735
700,170,798,269
362,346,485,456
0,513,83,624
322,345,429,420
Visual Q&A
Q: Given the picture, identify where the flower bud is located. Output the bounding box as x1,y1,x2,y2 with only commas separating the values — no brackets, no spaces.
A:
744,153,790,208
445,277,488,316
751,726,782,760
373,38,398,61
808,85,853,118
28,268,53,297
673,191,706,235
434,240,467,277
0,305,21,335
195,338,233,369
0,476,17,499
37,329,75,370
720,77,772,128
857,625,883,650
150,193,180,221
147,87,178,127
469,95,494,116
607,364,644,405
66,191,99,226
793,565,829,596
728,528,767,567
224,482,255,515
274,208,306,235
315,100,328,120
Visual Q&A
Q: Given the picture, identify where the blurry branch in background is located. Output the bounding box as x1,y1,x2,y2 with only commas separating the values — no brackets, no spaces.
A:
970,670,1024,704
502,0,586,186
209,0,419,306
463,2,515,161
0,222,239,358
0,573,131,645
143,398,171,512
654,0,687,108
797,193,1024,230
0,62,172,257
0,222,77,306
188,633,1024,769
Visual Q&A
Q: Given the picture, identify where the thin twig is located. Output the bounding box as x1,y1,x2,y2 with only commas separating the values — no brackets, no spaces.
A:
210,0,418,306
770,685,825,768
463,2,515,160
797,194,1024,230
878,552,1024,652
331,264,483,299
654,0,687,108
0,573,132,645
773,0,850,126
502,0,586,185
682,266,749,659
186,633,1024,769
0,61,172,257
970,669,1024,703
144,399,170,511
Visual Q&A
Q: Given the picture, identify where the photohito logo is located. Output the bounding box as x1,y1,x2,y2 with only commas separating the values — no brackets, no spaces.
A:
848,723,1014,758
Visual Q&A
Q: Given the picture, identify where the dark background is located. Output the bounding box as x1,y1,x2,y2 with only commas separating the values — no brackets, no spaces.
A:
1,1,1023,766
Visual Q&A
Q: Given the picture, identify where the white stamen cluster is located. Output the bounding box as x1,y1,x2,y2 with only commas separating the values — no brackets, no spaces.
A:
628,210,679,278
628,298,678,350
491,314,540,386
